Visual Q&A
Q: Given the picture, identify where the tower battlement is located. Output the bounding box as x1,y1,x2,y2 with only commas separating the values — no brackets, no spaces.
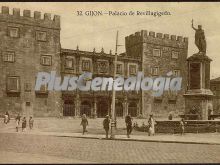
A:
0,6,60,29
125,30,188,49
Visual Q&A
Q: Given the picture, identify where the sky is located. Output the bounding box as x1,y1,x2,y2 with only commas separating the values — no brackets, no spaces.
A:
1,2,220,79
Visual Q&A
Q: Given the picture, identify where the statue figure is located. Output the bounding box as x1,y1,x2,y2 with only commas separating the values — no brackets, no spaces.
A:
191,19,206,54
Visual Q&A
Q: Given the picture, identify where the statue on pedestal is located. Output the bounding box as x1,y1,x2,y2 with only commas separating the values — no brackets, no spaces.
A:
184,20,213,120
191,19,206,54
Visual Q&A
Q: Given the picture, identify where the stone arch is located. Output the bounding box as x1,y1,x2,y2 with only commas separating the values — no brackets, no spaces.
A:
128,102,137,117
80,100,91,117
63,100,75,116
116,102,123,117
97,100,108,118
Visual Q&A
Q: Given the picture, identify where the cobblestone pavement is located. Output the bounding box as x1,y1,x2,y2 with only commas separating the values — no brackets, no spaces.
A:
1,129,220,145
0,133,220,163
0,151,95,164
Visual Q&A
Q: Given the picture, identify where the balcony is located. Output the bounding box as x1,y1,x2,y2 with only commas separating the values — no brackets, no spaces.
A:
35,89,48,98
6,89,20,97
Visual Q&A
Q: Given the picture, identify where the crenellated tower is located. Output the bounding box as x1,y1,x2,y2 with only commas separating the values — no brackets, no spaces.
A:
0,6,61,117
125,30,188,118
0,6,60,29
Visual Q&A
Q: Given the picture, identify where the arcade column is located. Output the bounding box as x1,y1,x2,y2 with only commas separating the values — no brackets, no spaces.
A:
75,93,81,117
123,96,128,117
93,97,97,118
184,53,214,120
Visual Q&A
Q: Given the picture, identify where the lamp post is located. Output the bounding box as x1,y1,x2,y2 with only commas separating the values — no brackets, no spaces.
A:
110,31,122,139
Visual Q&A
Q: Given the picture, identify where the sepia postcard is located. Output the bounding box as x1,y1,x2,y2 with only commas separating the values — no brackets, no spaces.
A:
0,1,220,164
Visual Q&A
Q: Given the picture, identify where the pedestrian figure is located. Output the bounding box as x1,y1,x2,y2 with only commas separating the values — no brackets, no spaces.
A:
4,111,10,124
29,117,34,130
208,108,213,120
6,111,10,123
148,114,156,136
125,113,132,138
15,113,21,123
4,113,8,124
80,114,88,135
135,122,138,128
133,122,137,129
168,113,173,120
15,119,19,132
103,115,110,139
22,117,27,132
15,114,21,132
180,118,186,135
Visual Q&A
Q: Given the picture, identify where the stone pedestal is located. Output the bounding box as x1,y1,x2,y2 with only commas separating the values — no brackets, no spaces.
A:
184,53,214,120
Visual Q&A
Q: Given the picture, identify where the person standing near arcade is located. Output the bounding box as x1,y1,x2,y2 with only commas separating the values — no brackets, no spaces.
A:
103,115,110,139
148,114,156,136
125,113,133,138
80,114,88,135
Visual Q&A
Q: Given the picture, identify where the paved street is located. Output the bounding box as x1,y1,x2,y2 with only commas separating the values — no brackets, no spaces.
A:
0,151,95,164
1,132,220,163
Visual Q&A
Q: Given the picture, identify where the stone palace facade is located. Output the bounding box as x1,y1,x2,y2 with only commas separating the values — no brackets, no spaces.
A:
0,6,188,118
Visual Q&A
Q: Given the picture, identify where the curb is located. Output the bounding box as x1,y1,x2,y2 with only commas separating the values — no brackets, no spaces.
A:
1,131,220,145
51,134,220,146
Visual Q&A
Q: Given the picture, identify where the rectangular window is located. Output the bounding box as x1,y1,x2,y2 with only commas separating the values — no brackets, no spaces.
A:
40,84,48,92
168,99,177,104
129,65,137,75
173,69,180,76
116,64,123,74
3,51,15,62
82,60,90,71
35,84,48,93
65,58,74,69
35,77,48,97
151,67,159,76
26,102,31,106
41,55,52,66
7,76,20,92
154,98,162,103
8,27,19,38
36,31,47,41
171,51,179,59
97,61,108,73
153,49,161,57
24,83,31,92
